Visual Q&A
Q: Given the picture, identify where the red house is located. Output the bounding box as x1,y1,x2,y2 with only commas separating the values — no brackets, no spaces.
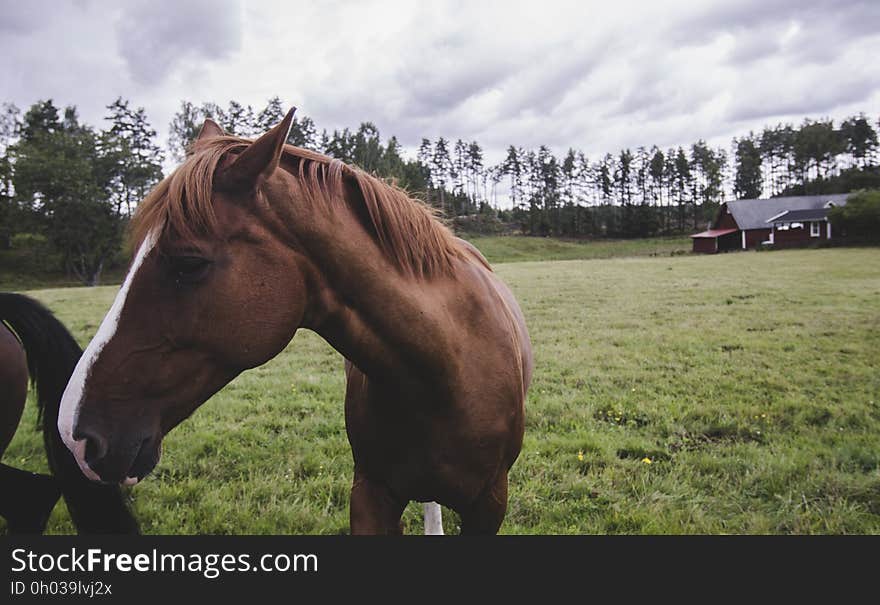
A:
691,194,849,253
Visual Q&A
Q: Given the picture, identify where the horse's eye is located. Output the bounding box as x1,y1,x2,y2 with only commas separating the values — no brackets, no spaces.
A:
167,256,212,283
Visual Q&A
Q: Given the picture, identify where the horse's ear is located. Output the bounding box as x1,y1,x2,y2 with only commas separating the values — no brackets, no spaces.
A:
220,107,296,190
197,118,226,141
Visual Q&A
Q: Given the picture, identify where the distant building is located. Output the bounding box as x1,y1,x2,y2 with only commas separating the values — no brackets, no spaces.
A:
690,194,849,253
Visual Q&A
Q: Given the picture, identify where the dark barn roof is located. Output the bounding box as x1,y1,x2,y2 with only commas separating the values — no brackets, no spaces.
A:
725,194,848,230
768,208,831,223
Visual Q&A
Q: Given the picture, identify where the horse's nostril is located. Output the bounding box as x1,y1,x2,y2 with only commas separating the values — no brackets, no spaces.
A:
73,427,109,467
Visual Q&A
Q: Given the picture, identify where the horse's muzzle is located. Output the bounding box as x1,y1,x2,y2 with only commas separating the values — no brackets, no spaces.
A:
72,423,161,485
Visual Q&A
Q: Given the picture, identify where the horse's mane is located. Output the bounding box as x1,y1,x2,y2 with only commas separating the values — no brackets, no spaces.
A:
130,136,483,278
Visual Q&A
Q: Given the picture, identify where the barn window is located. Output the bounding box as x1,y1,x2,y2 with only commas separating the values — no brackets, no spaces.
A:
811,222,820,237
790,222,803,229
777,224,789,231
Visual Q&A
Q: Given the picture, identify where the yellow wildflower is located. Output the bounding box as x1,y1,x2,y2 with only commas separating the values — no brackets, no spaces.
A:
577,451,585,462
641,457,652,464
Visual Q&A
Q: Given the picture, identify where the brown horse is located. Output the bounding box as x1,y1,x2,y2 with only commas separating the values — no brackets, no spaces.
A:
58,109,533,534
0,293,138,534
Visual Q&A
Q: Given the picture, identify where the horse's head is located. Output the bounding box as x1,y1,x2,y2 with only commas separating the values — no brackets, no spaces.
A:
58,109,312,484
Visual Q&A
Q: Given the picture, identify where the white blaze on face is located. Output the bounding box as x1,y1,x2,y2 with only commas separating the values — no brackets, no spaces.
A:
58,228,160,483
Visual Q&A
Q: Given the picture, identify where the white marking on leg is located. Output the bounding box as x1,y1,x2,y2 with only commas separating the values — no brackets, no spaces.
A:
58,228,160,481
424,501,444,535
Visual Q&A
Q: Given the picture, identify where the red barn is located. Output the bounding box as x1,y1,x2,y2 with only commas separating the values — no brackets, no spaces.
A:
691,194,849,253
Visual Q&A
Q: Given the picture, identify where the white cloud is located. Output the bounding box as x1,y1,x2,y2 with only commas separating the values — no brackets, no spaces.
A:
116,0,242,85
0,0,877,169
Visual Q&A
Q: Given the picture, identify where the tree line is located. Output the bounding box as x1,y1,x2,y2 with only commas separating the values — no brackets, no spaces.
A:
165,98,879,238
1,95,877,284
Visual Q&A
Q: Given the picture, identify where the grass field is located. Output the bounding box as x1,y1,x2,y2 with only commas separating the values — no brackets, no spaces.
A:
3,246,879,534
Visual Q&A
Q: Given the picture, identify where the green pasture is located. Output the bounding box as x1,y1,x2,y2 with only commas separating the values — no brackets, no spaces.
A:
463,234,691,264
2,245,879,534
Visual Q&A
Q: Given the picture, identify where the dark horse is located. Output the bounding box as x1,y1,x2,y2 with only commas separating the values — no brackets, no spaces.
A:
0,293,138,533
58,109,533,534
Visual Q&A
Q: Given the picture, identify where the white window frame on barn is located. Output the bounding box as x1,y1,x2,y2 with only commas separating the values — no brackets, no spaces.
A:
811,222,820,237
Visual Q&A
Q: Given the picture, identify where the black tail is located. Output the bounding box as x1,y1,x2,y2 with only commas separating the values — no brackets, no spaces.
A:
0,293,139,534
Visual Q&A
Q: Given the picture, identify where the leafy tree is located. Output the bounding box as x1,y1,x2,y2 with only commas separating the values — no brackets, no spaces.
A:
828,190,879,241
0,103,20,248
13,102,123,285
20,100,62,142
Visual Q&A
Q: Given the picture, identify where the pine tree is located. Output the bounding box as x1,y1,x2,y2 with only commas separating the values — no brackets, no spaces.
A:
225,100,248,136
291,116,318,150
168,101,203,161
840,114,878,168
452,139,467,201
432,138,452,214
467,141,484,205
733,135,763,199
103,97,164,216
501,146,523,210
649,147,664,208
352,122,382,173
257,96,285,133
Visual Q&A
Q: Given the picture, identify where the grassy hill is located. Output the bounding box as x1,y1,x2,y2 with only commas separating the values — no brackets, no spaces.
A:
463,235,691,264
3,247,878,534
0,235,692,291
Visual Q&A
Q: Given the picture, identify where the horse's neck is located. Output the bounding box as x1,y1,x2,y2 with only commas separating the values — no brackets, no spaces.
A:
288,199,459,391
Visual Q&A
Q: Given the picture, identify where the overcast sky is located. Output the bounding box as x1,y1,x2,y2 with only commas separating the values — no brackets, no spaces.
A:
1,0,878,166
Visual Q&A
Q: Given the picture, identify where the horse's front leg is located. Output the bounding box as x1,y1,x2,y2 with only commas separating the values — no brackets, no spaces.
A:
458,470,508,535
349,470,406,535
